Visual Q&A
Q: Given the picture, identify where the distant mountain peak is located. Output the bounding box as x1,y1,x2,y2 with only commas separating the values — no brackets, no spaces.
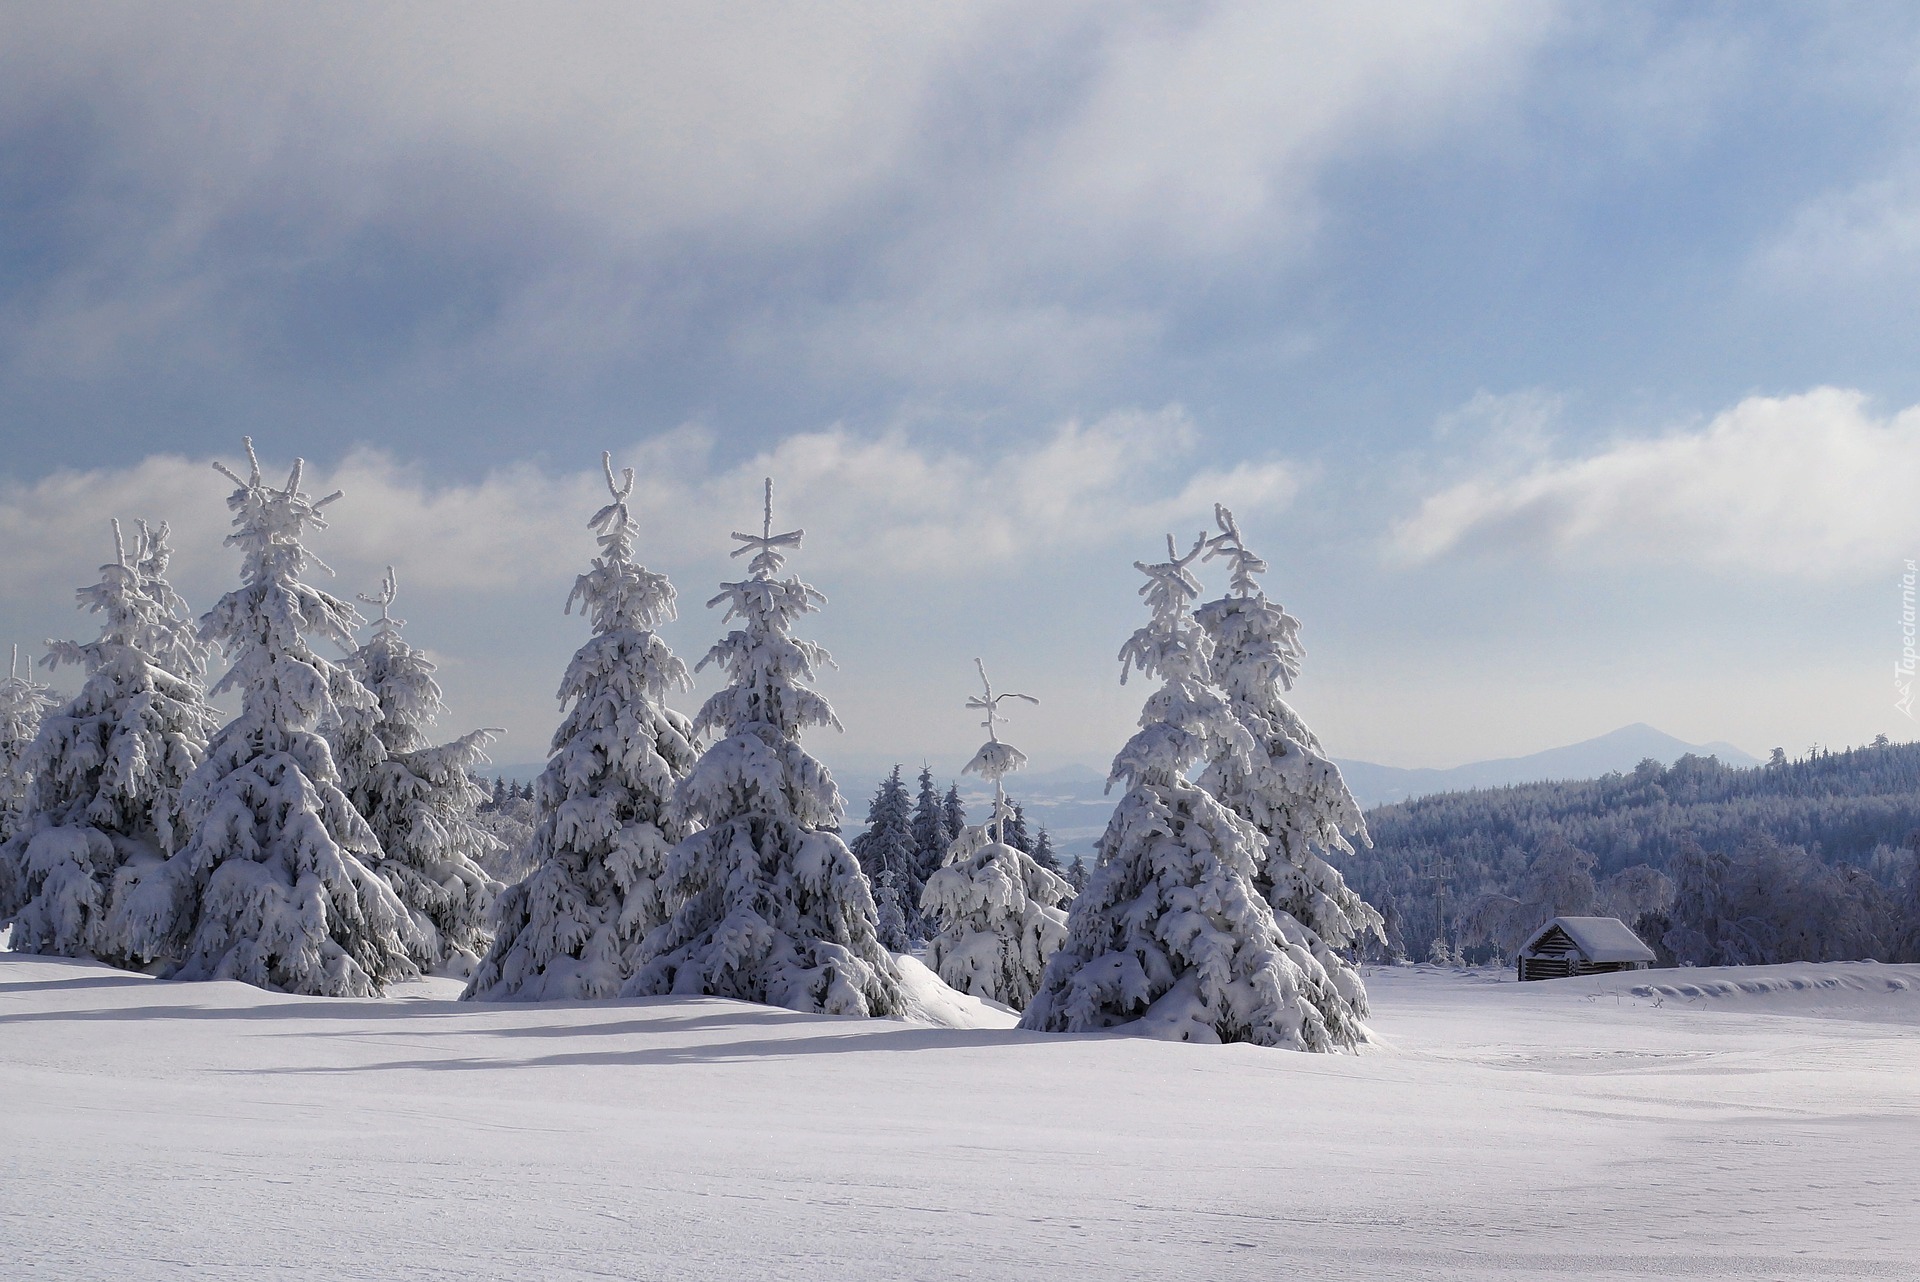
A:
1334,726,1760,809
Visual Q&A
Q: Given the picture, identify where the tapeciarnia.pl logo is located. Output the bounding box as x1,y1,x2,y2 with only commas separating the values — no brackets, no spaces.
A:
1899,559,1916,719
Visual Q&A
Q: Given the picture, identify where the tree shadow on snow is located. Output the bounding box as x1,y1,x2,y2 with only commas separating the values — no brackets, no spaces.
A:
0,953,162,994
0,978,1060,1058
0,973,160,996
232,1022,1081,1075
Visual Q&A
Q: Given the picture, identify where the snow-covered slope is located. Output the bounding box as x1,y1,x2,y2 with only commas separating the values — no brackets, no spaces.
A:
2,956,1915,1280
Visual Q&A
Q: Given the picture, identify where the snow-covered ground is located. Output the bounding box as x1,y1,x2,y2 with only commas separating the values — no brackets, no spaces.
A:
3,957,1915,1280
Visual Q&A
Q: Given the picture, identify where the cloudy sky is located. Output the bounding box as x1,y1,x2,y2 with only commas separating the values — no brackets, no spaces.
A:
3,2,1918,782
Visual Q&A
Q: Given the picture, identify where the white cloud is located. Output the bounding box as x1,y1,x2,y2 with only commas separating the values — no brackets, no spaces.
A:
1756,172,1920,287
0,4,979,245
0,411,1296,611
1431,388,1565,465
0,2,1552,391
1391,387,1920,578
1017,0,1550,265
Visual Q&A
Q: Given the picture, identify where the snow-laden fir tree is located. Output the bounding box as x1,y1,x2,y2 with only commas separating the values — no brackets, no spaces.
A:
1020,533,1359,1049
0,645,59,845
1001,800,1031,853
872,867,911,954
851,767,915,890
941,784,966,852
0,522,220,966
627,480,905,1016
1064,856,1088,895
155,441,414,995
1195,504,1382,1031
850,766,918,950
341,569,505,977
910,765,945,868
903,764,948,936
921,660,1068,1009
465,455,698,1000
1031,826,1062,876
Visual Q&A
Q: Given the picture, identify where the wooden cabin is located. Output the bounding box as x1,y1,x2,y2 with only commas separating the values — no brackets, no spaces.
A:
1516,916,1656,981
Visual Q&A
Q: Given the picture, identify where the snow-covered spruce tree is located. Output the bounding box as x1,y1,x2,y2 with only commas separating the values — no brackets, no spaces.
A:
904,764,948,937
1196,504,1382,1026
941,784,966,851
1064,856,1088,895
910,765,944,869
873,867,912,953
851,767,916,889
155,441,413,994
1031,826,1062,876
464,455,698,1001
626,480,905,1016
921,660,1068,1009
0,645,59,847
0,523,220,965
1001,801,1031,853
850,766,918,951
341,569,505,977
1020,534,1358,1050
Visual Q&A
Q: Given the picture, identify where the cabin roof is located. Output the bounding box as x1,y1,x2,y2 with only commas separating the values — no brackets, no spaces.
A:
1519,916,1656,963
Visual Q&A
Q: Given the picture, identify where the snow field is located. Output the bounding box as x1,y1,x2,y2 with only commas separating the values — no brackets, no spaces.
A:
3,957,1915,1281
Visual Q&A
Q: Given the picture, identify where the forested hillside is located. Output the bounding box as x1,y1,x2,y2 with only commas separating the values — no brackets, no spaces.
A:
1341,740,1920,965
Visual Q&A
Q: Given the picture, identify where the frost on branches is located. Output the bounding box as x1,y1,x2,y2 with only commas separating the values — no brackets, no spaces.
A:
1020,534,1358,1050
343,569,505,978
466,455,698,1001
921,661,1068,1009
133,520,215,683
0,645,59,845
1196,505,1382,1031
0,523,219,966
627,480,905,1017
156,441,414,995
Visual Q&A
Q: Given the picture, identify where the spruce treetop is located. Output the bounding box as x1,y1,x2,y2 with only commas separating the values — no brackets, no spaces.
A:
0,644,59,751
692,477,840,784
570,452,682,641
202,438,364,711
1202,502,1270,600
963,658,1036,784
961,658,1036,848
35,524,161,716
1109,531,1253,792
357,565,404,636
729,475,805,579
131,520,214,680
1199,504,1310,714
350,567,451,755
211,438,347,596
